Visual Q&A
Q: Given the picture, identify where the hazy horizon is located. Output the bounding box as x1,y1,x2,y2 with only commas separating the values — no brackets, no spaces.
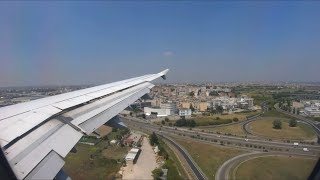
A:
1,2,320,87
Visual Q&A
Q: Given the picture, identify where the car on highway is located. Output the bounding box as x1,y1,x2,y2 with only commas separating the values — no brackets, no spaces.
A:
303,148,309,152
245,138,249,141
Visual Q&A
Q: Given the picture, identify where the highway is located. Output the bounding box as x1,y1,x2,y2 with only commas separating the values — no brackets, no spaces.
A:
122,116,320,180
157,134,207,180
123,118,320,155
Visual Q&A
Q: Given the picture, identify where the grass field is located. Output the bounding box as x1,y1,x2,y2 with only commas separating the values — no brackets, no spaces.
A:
262,109,293,119
63,131,130,180
249,118,316,140
159,139,188,180
196,110,261,121
173,137,245,180
234,156,317,180
159,111,261,127
199,123,246,136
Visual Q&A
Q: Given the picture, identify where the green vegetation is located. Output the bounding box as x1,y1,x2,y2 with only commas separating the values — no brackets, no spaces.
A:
151,168,163,180
79,136,101,144
174,118,196,127
249,118,316,140
151,134,186,180
234,156,317,180
64,129,130,180
273,119,282,129
209,91,219,96
262,109,293,119
159,139,187,180
196,119,232,126
150,132,159,146
199,123,246,136
289,119,297,127
312,117,320,122
173,137,245,180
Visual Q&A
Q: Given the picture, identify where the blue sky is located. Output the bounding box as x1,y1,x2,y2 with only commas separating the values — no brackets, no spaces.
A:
0,2,319,86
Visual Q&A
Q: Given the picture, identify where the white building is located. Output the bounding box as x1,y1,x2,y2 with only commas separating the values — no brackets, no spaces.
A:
160,101,177,115
144,101,177,117
144,107,174,117
304,107,320,117
179,108,192,118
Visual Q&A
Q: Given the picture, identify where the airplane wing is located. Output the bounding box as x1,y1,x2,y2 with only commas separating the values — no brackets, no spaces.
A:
0,69,169,180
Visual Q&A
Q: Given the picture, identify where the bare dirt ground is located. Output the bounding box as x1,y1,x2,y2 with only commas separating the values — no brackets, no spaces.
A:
122,137,158,180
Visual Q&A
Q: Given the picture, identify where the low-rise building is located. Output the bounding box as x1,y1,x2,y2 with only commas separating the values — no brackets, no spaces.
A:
179,108,192,118
144,101,177,117
125,148,142,171
124,132,143,147
304,107,320,117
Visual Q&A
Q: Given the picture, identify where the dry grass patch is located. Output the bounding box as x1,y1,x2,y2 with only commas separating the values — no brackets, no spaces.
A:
249,118,316,140
199,123,246,136
173,138,245,180
234,156,317,180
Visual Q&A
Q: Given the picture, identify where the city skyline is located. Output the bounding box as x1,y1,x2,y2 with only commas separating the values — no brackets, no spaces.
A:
1,2,320,87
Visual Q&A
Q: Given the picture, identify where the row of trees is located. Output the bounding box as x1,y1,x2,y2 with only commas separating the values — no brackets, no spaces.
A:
272,119,297,129
174,118,196,127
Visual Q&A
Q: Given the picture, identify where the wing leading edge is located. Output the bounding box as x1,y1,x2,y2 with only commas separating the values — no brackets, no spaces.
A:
0,69,169,179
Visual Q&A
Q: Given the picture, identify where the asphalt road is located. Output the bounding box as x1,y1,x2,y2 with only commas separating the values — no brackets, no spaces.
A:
215,152,318,180
157,134,207,180
122,118,320,156
123,117,320,180
274,104,320,136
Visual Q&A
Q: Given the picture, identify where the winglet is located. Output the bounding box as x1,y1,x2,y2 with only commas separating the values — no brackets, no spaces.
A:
158,69,169,80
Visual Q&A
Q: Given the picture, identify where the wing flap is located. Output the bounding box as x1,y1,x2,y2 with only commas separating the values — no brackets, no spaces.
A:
13,124,82,179
0,106,61,147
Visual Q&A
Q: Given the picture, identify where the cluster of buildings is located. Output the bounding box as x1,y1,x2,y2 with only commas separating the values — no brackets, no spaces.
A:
301,100,320,117
124,132,143,147
139,84,255,118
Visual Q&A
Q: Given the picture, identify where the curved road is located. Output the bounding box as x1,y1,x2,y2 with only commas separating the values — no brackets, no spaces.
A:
123,117,320,180
274,104,320,136
215,152,318,180
123,118,320,154
157,134,207,180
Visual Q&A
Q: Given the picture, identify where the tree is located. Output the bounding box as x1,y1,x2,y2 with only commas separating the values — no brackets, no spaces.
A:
216,105,224,114
209,91,219,96
112,127,118,132
289,119,297,127
189,120,196,127
149,132,159,146
297,108,300,115
189,91,195,97
273,120,282,129
165,117,169,122
293,107,296,114
161,120,165,125
190,104,195,112
152,168,163,180
233,118,239,122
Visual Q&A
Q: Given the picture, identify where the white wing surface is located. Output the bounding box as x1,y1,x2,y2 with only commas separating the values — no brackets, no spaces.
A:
0,69,169,179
